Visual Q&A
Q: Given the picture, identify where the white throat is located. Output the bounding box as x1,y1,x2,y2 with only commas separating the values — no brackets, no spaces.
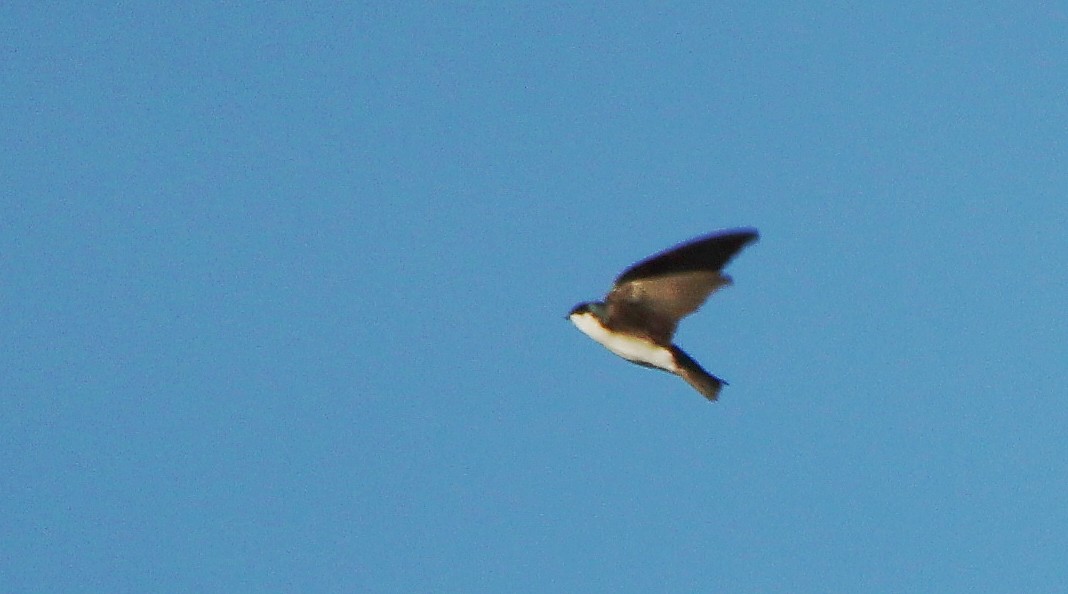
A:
569,312,678,372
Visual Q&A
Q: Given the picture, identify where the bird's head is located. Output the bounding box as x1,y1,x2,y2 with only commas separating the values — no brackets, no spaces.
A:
566,301,605,321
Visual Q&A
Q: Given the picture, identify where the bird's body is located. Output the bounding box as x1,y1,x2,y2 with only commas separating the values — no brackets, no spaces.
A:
569,309,678,371
567,228,758,402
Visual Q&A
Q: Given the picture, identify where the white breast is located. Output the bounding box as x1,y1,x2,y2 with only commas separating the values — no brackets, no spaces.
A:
569,312,678,372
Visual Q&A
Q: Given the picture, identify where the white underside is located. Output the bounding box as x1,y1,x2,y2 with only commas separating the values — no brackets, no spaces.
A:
570,312,678,373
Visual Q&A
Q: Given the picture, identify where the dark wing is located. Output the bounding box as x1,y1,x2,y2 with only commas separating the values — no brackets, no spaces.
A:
614,228,759,286
604,229,758,341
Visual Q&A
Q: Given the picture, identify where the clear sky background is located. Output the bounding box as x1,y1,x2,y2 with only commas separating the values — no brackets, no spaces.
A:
3,3,1067,592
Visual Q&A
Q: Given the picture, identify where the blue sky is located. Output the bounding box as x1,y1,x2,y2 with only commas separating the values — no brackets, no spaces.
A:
3,3,1067,592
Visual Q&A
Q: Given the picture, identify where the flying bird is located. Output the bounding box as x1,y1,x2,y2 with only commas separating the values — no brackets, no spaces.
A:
567,228,758,402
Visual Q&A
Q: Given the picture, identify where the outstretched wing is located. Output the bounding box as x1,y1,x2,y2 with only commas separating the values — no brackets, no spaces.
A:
614,228,758,286
604,229,758,341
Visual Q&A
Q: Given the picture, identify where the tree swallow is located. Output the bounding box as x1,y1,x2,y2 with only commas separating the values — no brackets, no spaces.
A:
567,228,758,402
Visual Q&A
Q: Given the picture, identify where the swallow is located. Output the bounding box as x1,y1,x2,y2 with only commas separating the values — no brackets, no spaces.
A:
567,228,758,401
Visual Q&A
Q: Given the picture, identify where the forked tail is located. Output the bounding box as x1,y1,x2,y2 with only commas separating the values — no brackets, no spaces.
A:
670,345,727,402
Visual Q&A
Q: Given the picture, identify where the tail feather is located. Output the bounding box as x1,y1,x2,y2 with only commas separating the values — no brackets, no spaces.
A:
670,345,726,402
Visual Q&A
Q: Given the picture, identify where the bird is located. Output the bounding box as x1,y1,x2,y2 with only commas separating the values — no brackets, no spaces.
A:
567,228,758,402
